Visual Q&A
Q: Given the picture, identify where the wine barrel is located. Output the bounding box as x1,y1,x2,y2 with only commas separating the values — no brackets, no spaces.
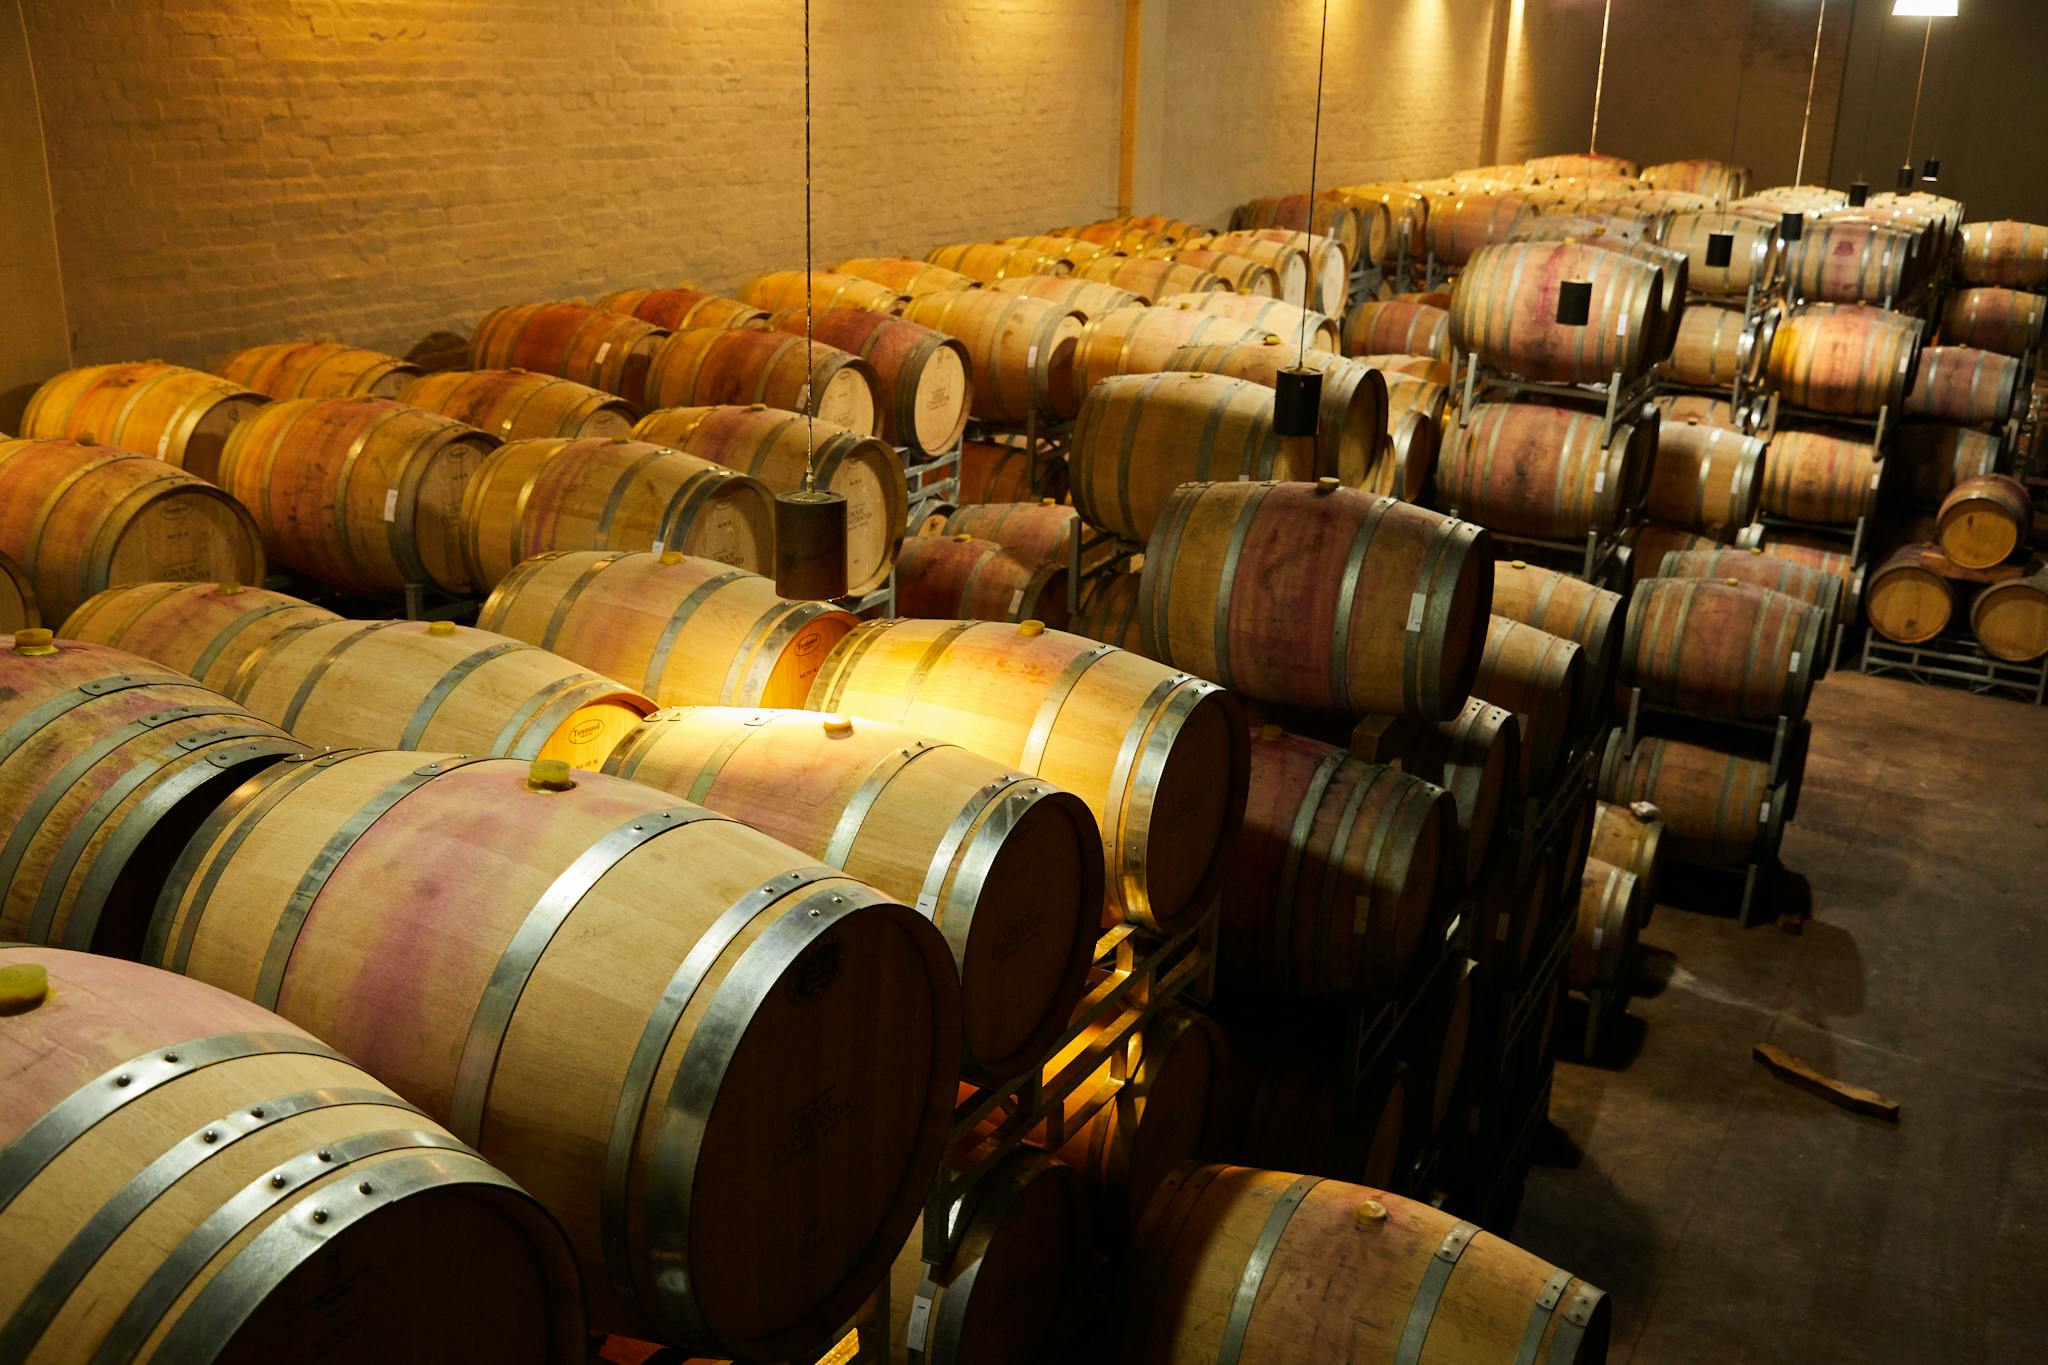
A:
401,368,638,439
0,634,304,954
1001,233,1120,268
1590,799,1663,912
20,362,266,484
1623,578,1822,721
1343,298,1448,358
1653,548,1844,639
1072,567,1144,653
1529,151,1638,179
1438,402,1653,540
477,550,856,708
470,303,668,407
1157,237,1306,304
0,552,36,632
147,749,960,1356
216,340,421,400
1145,245,1283,297
1642,158,1748,200
1398,957,1474,1143
0,437,267,622
1509,211,1649,245
806,618,1247,933
1600,731,1785,868
896,535,1070,628
1577,237,1688,359
1120,1165,1608,1364
1073,255,1229,303
1381,409,1443,503
1765,304,1922,414
900,290,1085,422
1645,419,1764,537
644,327,881,435
602,707,1098,1082
1162,338,1388,489
1903,345,2022,426
1449,240,1664,383
596,287,767,331
1864,545,1953,644
1070,371,1305,543
926,241,1072,282
1425,191,1539,267
1971,568,2048,662
943,500,1078,567
1225,724,1452,998
1958,221,2048,288
958,437,1060,504
1652,392,1747,431
457,434,773,588
1782,219,1917,304
1664,302,1765,388
216,398,491,595
1333,183,1430,263
1760,428,1881,524
1209,1033,1407,1188
1569,857,1643,992
59,580,340,692
1936,474,2030,568
1156,292,1339,352
1738,526,1867,621
0,946,587,1363
831,257,980,299
1663,210,1780,298
1472,615,1583,789
1140,479,1491,719
1491,559,1624,721
1232,194,1369,264
763,307,971,455
1212,229,1349,312
1409,698,1519,887
738,270,905,315
983,273,1142,320
1623,523,1722,587
1895,423,2001,507
1943,287,2048,358
888,1153,1091,1365
632,404,908,592
1068,304,1274,404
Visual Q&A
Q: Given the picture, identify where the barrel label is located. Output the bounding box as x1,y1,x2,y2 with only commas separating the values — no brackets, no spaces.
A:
769,1080,855,1174
382,488,399,522
783,927,844,1006
568,716,607,745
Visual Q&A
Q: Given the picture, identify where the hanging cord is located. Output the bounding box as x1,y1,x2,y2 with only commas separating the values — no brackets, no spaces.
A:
1724,0,1758,171
802,0,816,492
1792,0,1826,186
1857,8,1886,176
1902,16,1932,174
1299,0,1330,368
1588,0,1613,156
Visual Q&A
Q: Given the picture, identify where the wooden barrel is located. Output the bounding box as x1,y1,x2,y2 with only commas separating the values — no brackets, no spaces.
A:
896,535,1070,628
1120,1164,1608,1364
1071,372,1305,543
0,437,267,622
1162,339,1388,489
901,290,1085,422
1449,240,1664,383
1141,480,1491,719
983,273,1142,320
0,552,36,632
1895,423,2001,507
216,340,420,400
1641,158,1748,199
1936,474,2030,568
1903,345,2021,426
1663,210,1780,298
1509,212,1649,245
1653,548,1844,639
1958,221,2048,288
943,500,1078,567
1600,731,1785,869
1072,568,1144,653
1472,615,1583,789
1971,568,2048,662
1068,305,1275,404
1438,402,1652,540
469,303,668,407
1590,799,1662,911
1765,304,1922,414
401,368,637,439
1146,246,1283,298
1381,409,1443,503
217,398,490,594
888,1153,1091,1365
632,405,907,592
0,946,587,1363
1624,578,1822,721
1941,286,2047,357
1332,184,1429,263
477,550,856,708
1225,724,1452,998
458,434,773,589
1424,191,1538,266
1207,1023,1404,1186
644,327,881,435
0,635,305,954
1569,857,1642,992
830,257,981,299
738,270,906,315
1232,194,1368,264
1001,233,1121,268
1738,526,1867,621
1652,392,1747,431
1213,229,1349,312
958,438,1057,504
1399,956,1474,1141
58,580,339,692
1664,302,1763,388
1183,232,1309,304
595,287,767,331
926,241,1072,282
602,707,1097,1081
1491,559,1624,722
1864,545,1954,644
147,749,960,1355
1645,419,1764,537
1623,523,1722,587
1760,428,1881,524
1060,215,1202,251
228,617,652,767
1343,299,1448,358
20,362,266,485
807,618,1247,932
1073,255,1229,304
1782,219,1917,303
1578,237,1688,359
1155,292,1338,352
762,307,971,455
1409,699,1519,887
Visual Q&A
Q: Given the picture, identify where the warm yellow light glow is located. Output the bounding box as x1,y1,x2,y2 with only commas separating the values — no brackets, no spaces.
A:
1891,0,1957,16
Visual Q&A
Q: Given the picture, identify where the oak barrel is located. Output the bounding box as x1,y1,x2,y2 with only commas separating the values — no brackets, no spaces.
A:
1590,799,1663,911
1641,158,1748,200
1068,305,1274,405
1437,402,1653,540
0,552,36,632
1425,191,1539,267
763,307,971,455
1073,255,1229,304
1652,548,1844,639
1765,304,1923,415
1144,246,1283,298
1161,338,1388,490
20,362,266,484
59,580,340,692
895,535,1069,629
1623,578,1822,721
470,303,669,407
1895,423,2001,507
1957,221,2048,289
644,327,880,435
1644,419,1764,537
1156,292,1338,352
1903,345,2021,425
1380,408,1443,503
982,273,1142,320
1343,299,1448,358
400,368,638,439
1072,568,1145,654
900,290,1085,422
1409,698,1520,887
1208,1033,1407,1188
1449,241,1664,383
1662,211,1780,297
738,270,905,315
926,242,1071,282
1781,219,1917,304
941,500,1079,568
1600,731,1785,868
1569,857,1643,991
1491,559,1624,722
1936,474,2030,568
1864,545,1954,644
596,287,767,332
830,258,980,299
1664,302,1766,388
1971,568,2048,662
1472,615,1584,788
1231,194,1370,264
958,438,1061,504
1759,428,1881,524
216,340,420,400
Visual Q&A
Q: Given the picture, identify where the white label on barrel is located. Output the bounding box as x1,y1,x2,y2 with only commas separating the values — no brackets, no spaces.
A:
1870,470,1882,489
1732,468,1744,494
1406,592,1426,632
1594,469,1606,493
594,340,612,366
1237,472,1249,481
1010,589,1024,613
906,1293,935,1350
1592,923,1605,952
651,538,665,555
1789,650,1801,674
1616,314,1629,337
1027,343,1040,370
382,489,398,522
156,432,171,457
1759,800,1772,825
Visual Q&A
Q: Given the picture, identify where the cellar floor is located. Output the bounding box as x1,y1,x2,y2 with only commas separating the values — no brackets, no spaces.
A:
1516,669,2048,1365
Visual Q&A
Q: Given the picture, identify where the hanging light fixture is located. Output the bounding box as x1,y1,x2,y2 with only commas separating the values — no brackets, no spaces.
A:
1276,0,1330,440
1848,179,1870,206
1891,0,1956,16
1780,211,1805,243
1921,157,1941,183
1895,0,1957,197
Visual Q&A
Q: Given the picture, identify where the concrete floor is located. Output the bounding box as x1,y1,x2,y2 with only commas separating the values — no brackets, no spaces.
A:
1514,670,2048,1365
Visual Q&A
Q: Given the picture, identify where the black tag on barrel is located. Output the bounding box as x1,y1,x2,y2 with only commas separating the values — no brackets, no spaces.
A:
1847,180,1870,207
1274,366,1323,438
1705,232,1734,268
774,489,849,602
1779,211,1804,243
1555,279,1593,327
